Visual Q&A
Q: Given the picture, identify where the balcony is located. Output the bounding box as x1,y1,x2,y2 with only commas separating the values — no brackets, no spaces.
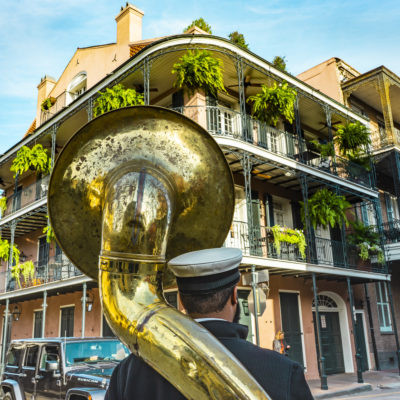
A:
225,220,386,274
0,255,83,294
172,105,373,189
40,91,71,125
380,219,400,261
1,175,49,220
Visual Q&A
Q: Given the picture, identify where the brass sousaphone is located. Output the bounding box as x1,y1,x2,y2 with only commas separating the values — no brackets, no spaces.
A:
48,106,270,399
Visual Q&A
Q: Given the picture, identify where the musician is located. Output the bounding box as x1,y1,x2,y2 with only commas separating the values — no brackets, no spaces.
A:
105,248,313,400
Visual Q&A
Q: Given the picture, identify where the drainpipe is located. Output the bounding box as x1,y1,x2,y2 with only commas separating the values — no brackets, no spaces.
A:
347,277,363,383
0,299,10,377
312,273,328,390
82,283,87,338
364,283,380,370
41,290,47,338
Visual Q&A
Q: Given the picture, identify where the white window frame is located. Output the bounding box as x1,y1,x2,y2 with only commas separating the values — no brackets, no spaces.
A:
376,282,392,332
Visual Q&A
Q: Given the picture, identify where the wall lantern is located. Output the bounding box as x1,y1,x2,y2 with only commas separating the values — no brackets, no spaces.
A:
81,293,94,312
12,304,22,321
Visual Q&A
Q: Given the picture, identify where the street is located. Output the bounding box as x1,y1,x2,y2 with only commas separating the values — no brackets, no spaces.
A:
336,388,400,399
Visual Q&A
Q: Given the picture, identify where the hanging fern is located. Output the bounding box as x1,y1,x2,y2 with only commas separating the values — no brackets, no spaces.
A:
334,121,371,156
271,225,307,259
0,237,20,265
247,82,297,126
10,144,51,177
93,84,144,118
11,265,22,289
20,260,35,285
0,196,7,214
172,50,226,98
300,188,351,229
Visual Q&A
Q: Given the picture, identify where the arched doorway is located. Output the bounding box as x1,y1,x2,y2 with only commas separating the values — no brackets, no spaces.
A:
312,292,353,374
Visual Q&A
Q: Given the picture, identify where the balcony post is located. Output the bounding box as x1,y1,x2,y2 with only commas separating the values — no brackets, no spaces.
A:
312,273,328,390
5,220,17,292
0,298,10,376
294,96,304,162
372,197,387,272
377,74,396,146
41,290,47,338
347,277,364,383
337,186,348,268
324,105,337,174
386,281,400,374
143,57,151,105
241,154,255,254
392,152,400,213
87,97,94,122
12,172,19,213
81,282,87,338
364,283,380,370
235,56,249,142
299,174,316,263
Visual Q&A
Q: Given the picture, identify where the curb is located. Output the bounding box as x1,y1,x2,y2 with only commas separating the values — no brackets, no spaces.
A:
313,383,372,399
377,382,400,390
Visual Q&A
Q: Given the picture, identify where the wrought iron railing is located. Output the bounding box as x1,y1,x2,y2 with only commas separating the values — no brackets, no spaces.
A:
379,219,400,244
0,255,82,294
40,90,75,124
225,220,387,273
171,105,373,188
1,175,49,219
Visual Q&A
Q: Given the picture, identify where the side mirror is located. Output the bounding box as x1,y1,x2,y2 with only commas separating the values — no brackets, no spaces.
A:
46,361,59,372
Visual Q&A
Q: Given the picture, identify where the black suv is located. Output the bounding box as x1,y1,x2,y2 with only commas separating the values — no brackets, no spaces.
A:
1,337,129,400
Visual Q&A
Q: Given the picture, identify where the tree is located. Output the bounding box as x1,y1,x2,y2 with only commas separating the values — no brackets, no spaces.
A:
272,56,287,72
228,31,248,49
184,18,212,34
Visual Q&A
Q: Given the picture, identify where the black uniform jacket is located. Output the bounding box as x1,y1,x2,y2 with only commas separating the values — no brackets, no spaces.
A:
105,320,314,400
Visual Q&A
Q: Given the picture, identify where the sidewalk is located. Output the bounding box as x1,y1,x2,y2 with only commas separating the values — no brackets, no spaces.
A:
308,370,400,399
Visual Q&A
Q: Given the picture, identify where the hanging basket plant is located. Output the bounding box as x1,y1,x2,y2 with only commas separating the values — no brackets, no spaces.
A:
93,83,144,118
172,49,226,98
0,237,20,265
247,81,297,127
11,260,35,289
334,121,371,156
43,222,56,243
0,196,7,214
300,188,351,229
10,144,51,177
270,225,307,259
347,221,385,264
41,97,56,111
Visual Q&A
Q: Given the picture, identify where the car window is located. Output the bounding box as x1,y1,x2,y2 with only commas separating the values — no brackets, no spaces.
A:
24,345,39,368
6,346,24,367
40,345,60,370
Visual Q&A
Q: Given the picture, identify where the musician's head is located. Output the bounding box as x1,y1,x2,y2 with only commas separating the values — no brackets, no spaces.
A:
168,248,242,323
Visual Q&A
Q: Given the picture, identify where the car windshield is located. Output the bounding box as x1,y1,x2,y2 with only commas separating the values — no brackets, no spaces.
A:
65,340,129,366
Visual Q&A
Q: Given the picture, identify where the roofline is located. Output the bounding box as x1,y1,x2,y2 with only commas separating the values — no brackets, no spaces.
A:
0,34,369,164
342,65,400,90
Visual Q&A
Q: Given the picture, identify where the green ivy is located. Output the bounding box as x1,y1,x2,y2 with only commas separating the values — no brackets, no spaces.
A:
93,84,144,118
43,223,56,244
172,50,226,98
0,237,20,265
184,18,212,34
271,225,307,259
10,144,51,177
247,82,297,127
300,188,351,229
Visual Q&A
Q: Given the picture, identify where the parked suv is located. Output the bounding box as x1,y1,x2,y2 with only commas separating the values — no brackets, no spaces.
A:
1,337,129,400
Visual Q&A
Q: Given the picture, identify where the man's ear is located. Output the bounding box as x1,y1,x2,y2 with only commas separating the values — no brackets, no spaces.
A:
231,285,238,305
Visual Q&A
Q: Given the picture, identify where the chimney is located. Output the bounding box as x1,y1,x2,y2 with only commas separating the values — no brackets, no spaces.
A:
116,3,144,44
36,75,56,126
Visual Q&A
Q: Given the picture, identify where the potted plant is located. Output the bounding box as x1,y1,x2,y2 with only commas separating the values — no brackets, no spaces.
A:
172,50,226,98
270,225,307,259
247,81,297,127
41,97,56,111
10,144,51,177
93,83,144,117
0,237,20,266
347,221,385,264
334,121,371,155
300,188,351,229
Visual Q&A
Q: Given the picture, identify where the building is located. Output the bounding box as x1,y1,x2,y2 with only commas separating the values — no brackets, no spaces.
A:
298,58,400,371
0,4,394,389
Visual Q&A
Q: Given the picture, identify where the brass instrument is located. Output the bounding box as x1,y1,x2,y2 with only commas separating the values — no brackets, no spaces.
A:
48,106,270,399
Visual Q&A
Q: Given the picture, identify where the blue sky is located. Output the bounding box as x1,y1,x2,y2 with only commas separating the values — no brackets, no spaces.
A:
0,0,399,154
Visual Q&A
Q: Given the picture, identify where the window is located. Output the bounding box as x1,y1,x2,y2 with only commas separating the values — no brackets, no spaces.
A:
6,346,23,367
164,291,178,308
67,72,87,105
40,345,60,370
60,306,74,337
376,282,392,332
24,345,39,368
33,310,43,338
